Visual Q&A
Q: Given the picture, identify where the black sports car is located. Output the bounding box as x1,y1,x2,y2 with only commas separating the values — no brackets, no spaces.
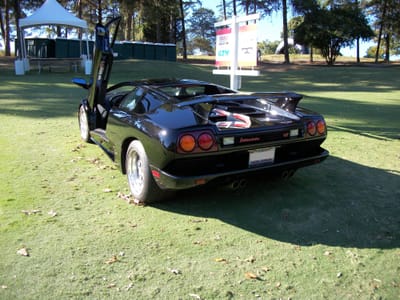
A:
73,18,328,203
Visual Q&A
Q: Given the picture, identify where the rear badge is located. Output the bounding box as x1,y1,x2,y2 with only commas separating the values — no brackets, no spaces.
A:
239,137,261,143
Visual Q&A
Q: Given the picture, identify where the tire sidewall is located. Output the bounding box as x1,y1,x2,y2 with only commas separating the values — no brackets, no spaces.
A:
126,140,152,202
78,105,91,142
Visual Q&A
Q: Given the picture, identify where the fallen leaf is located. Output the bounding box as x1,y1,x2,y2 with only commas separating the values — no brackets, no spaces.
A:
48,210,57,217
261,266,271,272
190,218,207,223
245,256,256,263
17,247,29,257
105,255,118,264
117,192,136,205
168,268,181,275
21,209,41,216
244,272,259,280
215,258,227,263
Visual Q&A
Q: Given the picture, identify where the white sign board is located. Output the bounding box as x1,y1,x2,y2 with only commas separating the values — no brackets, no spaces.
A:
215,24,258,68
213,14,260,90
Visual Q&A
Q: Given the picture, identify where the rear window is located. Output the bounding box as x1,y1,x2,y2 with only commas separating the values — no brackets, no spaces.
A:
159,84,232,99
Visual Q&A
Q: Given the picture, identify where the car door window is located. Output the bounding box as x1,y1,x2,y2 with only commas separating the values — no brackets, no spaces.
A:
119,87,144,112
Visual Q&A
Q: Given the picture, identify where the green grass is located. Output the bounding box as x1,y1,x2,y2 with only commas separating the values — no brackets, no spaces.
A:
1,59,399,299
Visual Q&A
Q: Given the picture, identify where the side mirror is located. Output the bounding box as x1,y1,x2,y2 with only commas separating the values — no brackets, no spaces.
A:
72,78,91,90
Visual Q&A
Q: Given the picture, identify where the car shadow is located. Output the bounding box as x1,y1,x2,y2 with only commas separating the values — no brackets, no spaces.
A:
152,156,400,249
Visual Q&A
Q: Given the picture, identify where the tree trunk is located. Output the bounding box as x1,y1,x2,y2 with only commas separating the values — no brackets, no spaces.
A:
179,0,187,60
223,0,227,20
282,0,290,64
13,0,21,58
97,0,103,23
375,0,387,63
0,6,7,56
384,33,390,63
4,0,11,56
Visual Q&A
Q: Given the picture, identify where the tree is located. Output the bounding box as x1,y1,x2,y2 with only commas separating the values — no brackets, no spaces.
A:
294,4,373,65
186,8,216,54
367,0,400,62
237,1,288,63
258,39,280,54
187,8,216,41
0,0,11,56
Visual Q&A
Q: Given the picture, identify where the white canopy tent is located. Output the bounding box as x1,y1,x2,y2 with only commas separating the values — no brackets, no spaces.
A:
17,0,90,73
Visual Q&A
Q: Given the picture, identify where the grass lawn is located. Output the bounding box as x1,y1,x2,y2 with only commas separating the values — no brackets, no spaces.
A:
0,58,399,299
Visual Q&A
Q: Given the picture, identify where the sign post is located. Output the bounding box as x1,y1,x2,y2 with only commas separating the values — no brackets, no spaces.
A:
213,13,260,90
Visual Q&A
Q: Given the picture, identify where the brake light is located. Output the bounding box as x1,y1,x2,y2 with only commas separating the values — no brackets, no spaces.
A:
179,134,196,152
198,133,214,150
317,120,326,134
178,131,217,153
307,121,316,136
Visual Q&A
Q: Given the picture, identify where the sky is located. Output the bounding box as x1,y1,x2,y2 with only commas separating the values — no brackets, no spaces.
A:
201,0,374,57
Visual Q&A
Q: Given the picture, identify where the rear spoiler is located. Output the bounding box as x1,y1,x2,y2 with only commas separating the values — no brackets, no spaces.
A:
250,92,303,113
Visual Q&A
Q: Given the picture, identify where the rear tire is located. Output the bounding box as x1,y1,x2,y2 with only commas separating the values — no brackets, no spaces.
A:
125,140,167,204
78,105,91,142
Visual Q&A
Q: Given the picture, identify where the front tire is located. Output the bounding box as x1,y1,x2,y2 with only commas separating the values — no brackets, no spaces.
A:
78,105,91,142
125,140,166,204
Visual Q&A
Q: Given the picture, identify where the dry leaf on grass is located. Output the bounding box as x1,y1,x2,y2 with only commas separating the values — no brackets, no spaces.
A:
261,266,271,272
117,192,136,205
48,210,57,217
245,256,256,263
105,255,118,264
21,209,41,216
168,268,181,275
17,247,29,257
244,272,259,280
215,258,227,263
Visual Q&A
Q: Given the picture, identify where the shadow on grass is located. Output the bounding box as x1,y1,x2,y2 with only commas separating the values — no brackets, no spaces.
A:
304,95,399,140
153,156,400,249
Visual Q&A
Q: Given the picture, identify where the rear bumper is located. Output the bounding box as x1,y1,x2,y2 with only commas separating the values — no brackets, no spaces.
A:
150,149,329,190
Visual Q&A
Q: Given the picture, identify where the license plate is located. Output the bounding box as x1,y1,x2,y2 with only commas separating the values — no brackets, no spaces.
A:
249,147,275,167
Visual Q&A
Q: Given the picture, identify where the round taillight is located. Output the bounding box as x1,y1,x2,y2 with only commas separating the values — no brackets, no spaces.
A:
307,121,316,136
179,134,196,152
317,120,326,135
198,133,214,150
